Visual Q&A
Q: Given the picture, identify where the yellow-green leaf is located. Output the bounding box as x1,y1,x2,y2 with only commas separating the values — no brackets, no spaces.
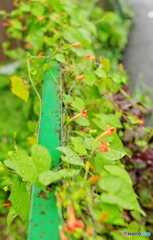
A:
10,76,30,102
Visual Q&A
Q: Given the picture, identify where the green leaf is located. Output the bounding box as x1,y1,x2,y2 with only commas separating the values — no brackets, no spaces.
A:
31,144,51,173
83,72,96,86
102,59,110,72
10,76,30,102
20,4,31,12
82,137,95,150
71,97,85,111
7,207,17,230
55,54,66,63
11,19,22,30
128,221,139,231
9,181,30,223
63,94,73,104
63,28,90,46
111,74,122,83
43,62,54,71
104,165,132,185
100,203,126,226
95,113,122,129
31,5,45,17
131,210,141,221
72,141,88,155
95,69,107,78
13,153,38,185
99,175,144,214
57,146,85,166
90,152,115,174
39,169,79,186
135,140,147,147
11,144,51,189
4,159,15,170
74,116,90,126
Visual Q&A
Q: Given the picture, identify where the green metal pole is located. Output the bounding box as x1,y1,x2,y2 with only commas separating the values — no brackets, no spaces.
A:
28,61,62,240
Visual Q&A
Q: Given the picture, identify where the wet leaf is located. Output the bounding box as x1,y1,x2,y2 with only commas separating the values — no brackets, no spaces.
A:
99,175,145,215
57,146,85,166
31,144,51,173
9,181,30,223
7,207,17,230
104,165,132,185
39,169,79,186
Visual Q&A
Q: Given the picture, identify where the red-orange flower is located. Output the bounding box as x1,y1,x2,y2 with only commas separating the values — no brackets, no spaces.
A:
80,128,88,132
65,205,84,232
69,109,88,122
98,141,109,152
86,161,95,172
13,1,19,7
119,63,124,70
88,175,100,184
136,118,145,125
18,16,24,21
54,15,60,20
37,16,46,22
75,75,86,82
70,42,82,47
82,55,96,61
96,126,115,141
2,20,14,27
99,212,109,223
3,203,12,207
22,26,27,31
86,226,94,235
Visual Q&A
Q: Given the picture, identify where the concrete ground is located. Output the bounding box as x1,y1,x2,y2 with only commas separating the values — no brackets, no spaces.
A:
123,0,153,95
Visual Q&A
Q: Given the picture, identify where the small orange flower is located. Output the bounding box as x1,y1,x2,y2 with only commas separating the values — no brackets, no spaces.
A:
13,2,19,7
69,109,88,122
83,55,96,61
38,52,43,56
86,161,95,172
54,15,60,20
98,141,109,152
96,126,115,141
80,128,88,132
75,75,86,82
37,16,46,22
3,203,12,207
136,118,145,125
22,26,27,31
25,43,32,49
2,20,14,27
119,63,124,70
99,212,109,223
66,205,84,232
89,175,100,184
73,0,79,4
18,16,24,21
86,226,94,235
70,42,82,47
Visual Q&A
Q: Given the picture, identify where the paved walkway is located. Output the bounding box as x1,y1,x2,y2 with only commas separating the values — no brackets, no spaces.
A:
123,0,153,95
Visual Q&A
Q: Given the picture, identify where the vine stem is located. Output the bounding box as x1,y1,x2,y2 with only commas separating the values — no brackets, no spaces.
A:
27,58,42,105
27,58,42,134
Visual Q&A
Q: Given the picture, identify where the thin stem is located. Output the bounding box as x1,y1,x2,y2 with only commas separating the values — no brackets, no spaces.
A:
27,58,42,105
27,58,42,134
